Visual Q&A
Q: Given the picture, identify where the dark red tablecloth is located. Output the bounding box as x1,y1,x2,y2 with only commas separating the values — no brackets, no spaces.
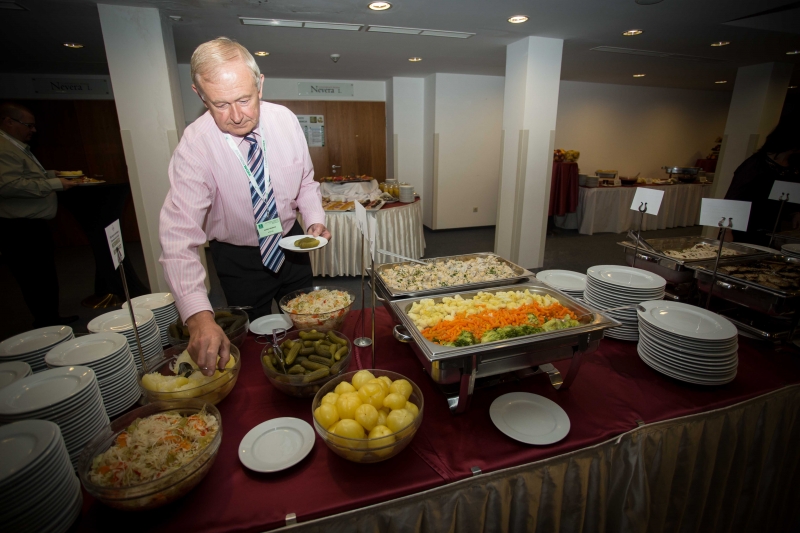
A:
77,308,800,533
549,162,579,216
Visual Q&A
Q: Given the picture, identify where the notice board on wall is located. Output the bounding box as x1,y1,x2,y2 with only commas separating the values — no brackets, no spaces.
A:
296,115,325,147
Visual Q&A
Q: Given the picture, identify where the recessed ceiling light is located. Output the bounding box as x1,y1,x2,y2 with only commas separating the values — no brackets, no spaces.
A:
715,80,727,84
633,74,646,77
368,1,391,10
169,15,182,21
790,86,798,89
622,29,643,36
787,50,800,55
710,41,730,47
63,43,83,49
254,51,269,56
409,57,422,62
508,15,528,23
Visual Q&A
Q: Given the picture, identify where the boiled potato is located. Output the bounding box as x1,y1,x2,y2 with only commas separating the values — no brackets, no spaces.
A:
357,382,386,410
386,408,414,435
354,404,379,432
389,379,412,400
383,393,407,411
404,401,419,419
314,403,339,429
334,381,356,395
336,392,363,420
351,370,376,391
321,392,340,406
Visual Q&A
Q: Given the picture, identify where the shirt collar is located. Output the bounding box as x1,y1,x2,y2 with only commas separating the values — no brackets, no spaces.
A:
0,129,28,152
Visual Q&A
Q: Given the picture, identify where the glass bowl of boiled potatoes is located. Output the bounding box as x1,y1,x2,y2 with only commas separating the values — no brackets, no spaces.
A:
311,369,423,463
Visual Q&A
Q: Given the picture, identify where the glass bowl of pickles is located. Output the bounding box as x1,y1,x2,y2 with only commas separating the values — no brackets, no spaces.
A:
260,329,352,398
167,307,249,348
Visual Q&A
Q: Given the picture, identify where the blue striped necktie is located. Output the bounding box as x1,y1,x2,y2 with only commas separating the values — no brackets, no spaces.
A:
244,133,284,272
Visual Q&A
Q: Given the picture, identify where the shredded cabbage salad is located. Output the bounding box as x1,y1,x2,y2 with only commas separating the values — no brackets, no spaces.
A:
284,289,351,314
89,409,218,488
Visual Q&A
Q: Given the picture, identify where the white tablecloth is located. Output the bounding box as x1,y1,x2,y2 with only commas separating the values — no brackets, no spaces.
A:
554,183,713,235
320,180,379,201
309,200,426,277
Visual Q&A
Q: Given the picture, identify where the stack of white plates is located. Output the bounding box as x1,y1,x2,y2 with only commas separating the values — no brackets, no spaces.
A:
0,420,82,533
584,265,666,341
0,326,74,373
781,243,800,259
0,361,32,390
45,333,141,418
0,366,109,469
637,301,738,385
122,292,179,347
536,270,586,300
88,309,163,372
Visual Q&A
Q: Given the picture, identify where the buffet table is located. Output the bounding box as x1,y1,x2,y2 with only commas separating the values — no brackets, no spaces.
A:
309,199,425,277
77,307,800,532
554,183,713,235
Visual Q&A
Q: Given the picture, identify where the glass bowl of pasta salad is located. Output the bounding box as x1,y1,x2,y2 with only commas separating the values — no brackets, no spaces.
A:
279,286,355,332
77,399,222,510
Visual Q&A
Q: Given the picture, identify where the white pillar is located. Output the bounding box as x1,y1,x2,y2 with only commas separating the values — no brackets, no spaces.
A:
495,37,563,268
387,77,425,212
98,4,186,293
710,62,792,200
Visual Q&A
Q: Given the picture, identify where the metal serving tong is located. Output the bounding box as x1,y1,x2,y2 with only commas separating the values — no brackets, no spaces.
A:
627,230,657,253
271,328,288,374
376,249,428,265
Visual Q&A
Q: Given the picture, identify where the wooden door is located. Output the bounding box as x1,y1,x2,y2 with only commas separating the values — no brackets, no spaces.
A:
268,100,386,182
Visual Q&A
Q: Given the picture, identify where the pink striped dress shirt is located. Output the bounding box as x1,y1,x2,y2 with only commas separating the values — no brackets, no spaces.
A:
159,102,326,322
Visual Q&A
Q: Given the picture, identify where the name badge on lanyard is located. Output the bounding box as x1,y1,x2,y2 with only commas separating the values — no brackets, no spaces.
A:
224,125,283,238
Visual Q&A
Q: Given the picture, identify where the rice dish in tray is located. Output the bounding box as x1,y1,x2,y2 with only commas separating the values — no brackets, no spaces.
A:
381,256,517,291
88,408,219,488
663,243,740,260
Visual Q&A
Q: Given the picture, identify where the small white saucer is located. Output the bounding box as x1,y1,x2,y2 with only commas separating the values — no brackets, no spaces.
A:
278,236,328,253
489,392,570,445
250,314,293,335
238,417,315,473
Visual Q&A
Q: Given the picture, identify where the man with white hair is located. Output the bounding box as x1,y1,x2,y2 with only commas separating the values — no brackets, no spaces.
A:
160,37,330,374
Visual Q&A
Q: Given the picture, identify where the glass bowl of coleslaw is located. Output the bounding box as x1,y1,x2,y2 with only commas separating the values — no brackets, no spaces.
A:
279,286,355,332
77,399,222,510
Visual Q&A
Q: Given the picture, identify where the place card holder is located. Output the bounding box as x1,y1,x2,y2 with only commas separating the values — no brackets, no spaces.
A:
767,181,799,248
629,188,665,268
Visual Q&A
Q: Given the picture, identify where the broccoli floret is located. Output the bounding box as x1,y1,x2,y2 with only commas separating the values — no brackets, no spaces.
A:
481,329,504,343
453,331,477,347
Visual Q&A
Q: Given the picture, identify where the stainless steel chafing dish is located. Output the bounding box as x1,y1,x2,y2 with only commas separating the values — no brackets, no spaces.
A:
686,254,800,316
373,252,534,299
387,280,621,413
618,236,766,284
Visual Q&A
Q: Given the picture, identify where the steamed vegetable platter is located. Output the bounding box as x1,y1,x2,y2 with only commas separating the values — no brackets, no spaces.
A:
407,289,580,347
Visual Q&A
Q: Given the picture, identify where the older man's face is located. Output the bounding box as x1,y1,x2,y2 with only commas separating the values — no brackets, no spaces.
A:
194,60,263,137
1,110,36,143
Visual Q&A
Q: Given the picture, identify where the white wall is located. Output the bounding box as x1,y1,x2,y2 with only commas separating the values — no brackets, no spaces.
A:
422,75,436,228
433,74,505,229
555,81,731,180
388,78,425,212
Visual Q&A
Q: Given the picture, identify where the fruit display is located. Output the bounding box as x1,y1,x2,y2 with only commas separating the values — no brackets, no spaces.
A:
554,149,580,162
312,369,424,463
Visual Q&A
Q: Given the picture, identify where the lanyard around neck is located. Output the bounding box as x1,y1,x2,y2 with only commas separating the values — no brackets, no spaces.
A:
224,125,270,202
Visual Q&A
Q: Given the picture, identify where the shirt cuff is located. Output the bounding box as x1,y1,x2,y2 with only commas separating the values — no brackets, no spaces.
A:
47,178,63,191
176,292,214,324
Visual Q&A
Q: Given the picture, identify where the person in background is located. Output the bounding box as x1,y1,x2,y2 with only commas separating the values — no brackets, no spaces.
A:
0,102,78,328
725,115,800,246
160,38,330,376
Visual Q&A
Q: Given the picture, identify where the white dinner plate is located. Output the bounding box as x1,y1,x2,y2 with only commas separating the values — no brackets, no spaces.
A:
0,362,32,390
278,235,328,253
489,392,570,445
0,367,95,415
587,265,667,290
0,420,58,484
121,293,175,311
536,270,587,291
0,327,73,357
238,417,315,473
44,333,129,367
638,347,736,385
637,301,737,341
88,309,155,334
249,314,293,335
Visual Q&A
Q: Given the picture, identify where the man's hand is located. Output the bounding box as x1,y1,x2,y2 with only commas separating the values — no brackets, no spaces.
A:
185,310,231,376
58,178,77,190
307,223,331,241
